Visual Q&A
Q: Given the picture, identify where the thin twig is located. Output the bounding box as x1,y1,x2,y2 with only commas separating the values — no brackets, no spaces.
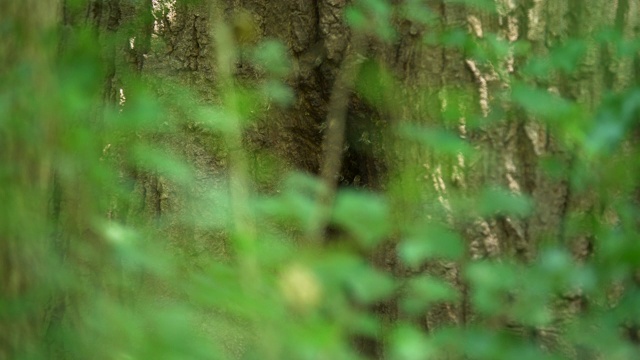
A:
310,34,366,243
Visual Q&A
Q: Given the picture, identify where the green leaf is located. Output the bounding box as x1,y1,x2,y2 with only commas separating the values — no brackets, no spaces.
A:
401,276,459,314
261,80,294,107
486,34,510,60
321,255,395,304
251,40,292,77
196,106,237,134
400,0,436,25
362,0,392,17
345,0,396,41
349,313,381,337
398,224,464,267
398,124,473,157
344,7,367,30
355,269,392,304
539,155,569,180
132,145,194,186
551,40,587,74
441,29,470,49
445,0,497,13
257,172,326,232
389,325,436,360
540,247,573,275
107,86,163,132
477,187,533,217
224,87,261,121
511,83,578,121
585,89,640,155
332,190,391,248
465,262,517,315
356,60,398,108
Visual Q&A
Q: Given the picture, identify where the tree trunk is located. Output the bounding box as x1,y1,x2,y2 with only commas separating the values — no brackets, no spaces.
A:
0,1,61,358
4,0,639,358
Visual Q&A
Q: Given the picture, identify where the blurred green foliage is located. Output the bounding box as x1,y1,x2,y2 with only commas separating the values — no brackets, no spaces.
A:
2,0,640,359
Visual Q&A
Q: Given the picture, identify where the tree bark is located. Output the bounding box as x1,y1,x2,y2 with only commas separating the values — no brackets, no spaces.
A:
4,0,639,358
0,1,61,358
125,0,640,357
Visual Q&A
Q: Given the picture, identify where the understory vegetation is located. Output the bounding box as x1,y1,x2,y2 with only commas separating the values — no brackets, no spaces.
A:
2,0,640,359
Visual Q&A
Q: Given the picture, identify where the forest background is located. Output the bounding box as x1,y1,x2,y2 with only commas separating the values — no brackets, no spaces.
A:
2,0,640,359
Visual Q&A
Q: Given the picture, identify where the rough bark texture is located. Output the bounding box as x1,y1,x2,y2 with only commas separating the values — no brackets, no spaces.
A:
6,0,639,358
104,0,640,357
0,1,61,357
